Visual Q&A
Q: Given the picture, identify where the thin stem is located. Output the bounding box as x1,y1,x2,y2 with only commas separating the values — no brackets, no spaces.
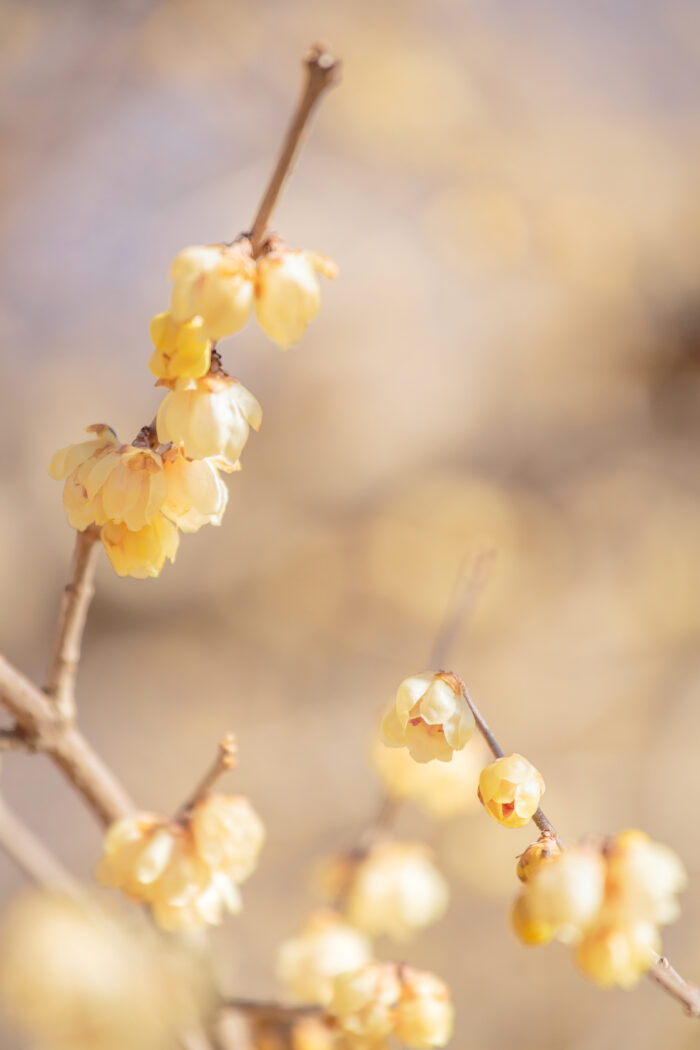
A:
177,735,237,819
224,1000,320,1022
0,794,81,895
45,525,101,720
430,550,495,668
647,953,700,1018
249,44,340,256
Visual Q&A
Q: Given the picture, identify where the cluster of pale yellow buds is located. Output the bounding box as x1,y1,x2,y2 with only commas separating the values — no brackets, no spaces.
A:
512,830,686,988
328,963,453,1050
381,672,475,763
371,736,483,819
277,910,373,1005
477,752,545,828
96,794,264,931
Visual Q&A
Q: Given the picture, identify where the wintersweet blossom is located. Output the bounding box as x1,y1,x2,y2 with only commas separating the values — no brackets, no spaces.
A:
478,753,545,828
381,672,475,763
169,243,256,341
255,248,337,348
156,375,262,467
576,920,660,988
190,795,265,883
276,910,373,1005
393,968,454,1050
604,830,686,926
515,847,606,946
161,447,229,532
101,515,179,578
149,311,212,380
516,833,562,883
345,842,448,941
49,424,119,529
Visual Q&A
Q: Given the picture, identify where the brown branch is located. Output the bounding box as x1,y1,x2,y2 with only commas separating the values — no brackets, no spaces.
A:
430,550,495,668
647,953,700,1018
44,526,101,720
0,794,82,895
0,727,34,752
224,1000,321,1023
249,43,340,256
0,656,134,825
177,735,237,820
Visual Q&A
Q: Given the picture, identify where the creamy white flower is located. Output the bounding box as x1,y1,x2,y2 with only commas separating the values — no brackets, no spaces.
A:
346,843,448,941
605,830,686,927
394,969,454,1050
162,447,229,532
255,249,337,348
381,672,475,763
276,911,373,1005
329,964,401,1041
522,847,606,944
170,243,255,341
156,375,262,467
190,795,265,884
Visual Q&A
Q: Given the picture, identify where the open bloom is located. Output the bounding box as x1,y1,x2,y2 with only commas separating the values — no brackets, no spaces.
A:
149,312,212,380
190,795,265,883
101,515,179,578
49,425,119,529
170,243,255,341
515,847,606,946
255,248,337,348
604,830,686,926
478,753,545,828
381,672,475,763
393,968,454,1050
156,375,262,467
276,911,373,1005
576,919,660,988
346,842,448,941
161,447,228,532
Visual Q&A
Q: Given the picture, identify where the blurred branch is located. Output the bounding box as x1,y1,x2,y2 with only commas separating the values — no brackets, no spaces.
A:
430,550,495,668
45,525,101,719
0,794,81,895
0,727,34,752
177,734,237,819
249,43,340,256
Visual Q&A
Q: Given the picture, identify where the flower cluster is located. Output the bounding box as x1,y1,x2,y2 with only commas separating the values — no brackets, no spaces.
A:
277,910,373,1005
477,752,545,828
328,963,454,1050
381,672,475,763
512,831,686,987
96,794,264,931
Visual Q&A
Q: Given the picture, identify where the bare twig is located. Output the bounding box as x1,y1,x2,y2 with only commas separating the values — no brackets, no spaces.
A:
177,735,237,821
224,1000,321,1023
0,727,34,752
0,656,134,825
430,550,495,668
647,953,700,1018
249,44,340,256
45,525,101,720
0,794,81,895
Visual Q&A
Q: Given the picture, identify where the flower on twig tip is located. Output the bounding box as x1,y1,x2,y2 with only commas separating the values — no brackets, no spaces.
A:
156,374,261,468
477,753,544,828
149,312,212,380
255,247,337,348
381,672,475,763
276,910,373,1005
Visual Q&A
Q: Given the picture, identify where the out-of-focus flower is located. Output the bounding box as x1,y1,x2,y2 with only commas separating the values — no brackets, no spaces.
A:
478,753,544,828
156,375,262,467
276,910,372,1005
0,891,207,1050
161,447,228,532
605,830,686,926
576,920,660,988
169,243,255,341
149,312,212,380
371,736,483,819
510,894,556,946
393,968,454,1050
514,847,606,945
345,842,448,941
291,1017,341,1050
97,795,264,931
255,248,337,348
516,832,562,883
101,515,179,578
381,672,475,763
328,964,453,1050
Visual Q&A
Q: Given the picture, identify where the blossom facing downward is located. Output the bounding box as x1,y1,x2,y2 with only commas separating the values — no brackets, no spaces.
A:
149,312,212,380
49,425,120,530
156,375,262,467
169,243,255,341
276,910,373,1005
255,249,337,348
345,842,449,941
605,830,687,927
97,795,264,931
101,515,179,578
576,920,660,988
393,968,454,1050
478,753,545,828
515,846,606,945
381,672,475,763
161,447,228,532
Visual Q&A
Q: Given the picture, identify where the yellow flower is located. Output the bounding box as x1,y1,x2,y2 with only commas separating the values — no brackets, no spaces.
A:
393,968,454,1050
149,312,212,380
255,248,337,348
101,515,179,578
190,794,265,883
381,672,475,763
345,842,448,941
576,920,660,988
511,893,556,946
169,243,255,340
156,375,262,468
478,753,544,828
519,847,606,944
148,837,242,933
605,830,686,927
329,963,402,1041
371,736,483,819
276,910,373,1005
49,424,119,530
161,447,228,532
516,833,562,883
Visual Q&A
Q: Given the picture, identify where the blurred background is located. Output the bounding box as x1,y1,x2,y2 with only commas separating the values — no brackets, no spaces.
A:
2,0,700,1046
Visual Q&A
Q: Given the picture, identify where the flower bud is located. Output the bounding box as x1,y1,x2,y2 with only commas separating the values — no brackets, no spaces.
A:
516,833,562,883
276,910,372,1005
329,963,402,1041
169,243,255,341
381,672,475,763
511,893,556,946
162,447,228,532
576,920,660,988
345,842,448,941
255,249,337,348
101,514,179,578
190,794,265,883
520,846,606,944
149,312,212,380
478,753,544,828
393,968,454,1050
156,375,262,468
605,830,686,927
